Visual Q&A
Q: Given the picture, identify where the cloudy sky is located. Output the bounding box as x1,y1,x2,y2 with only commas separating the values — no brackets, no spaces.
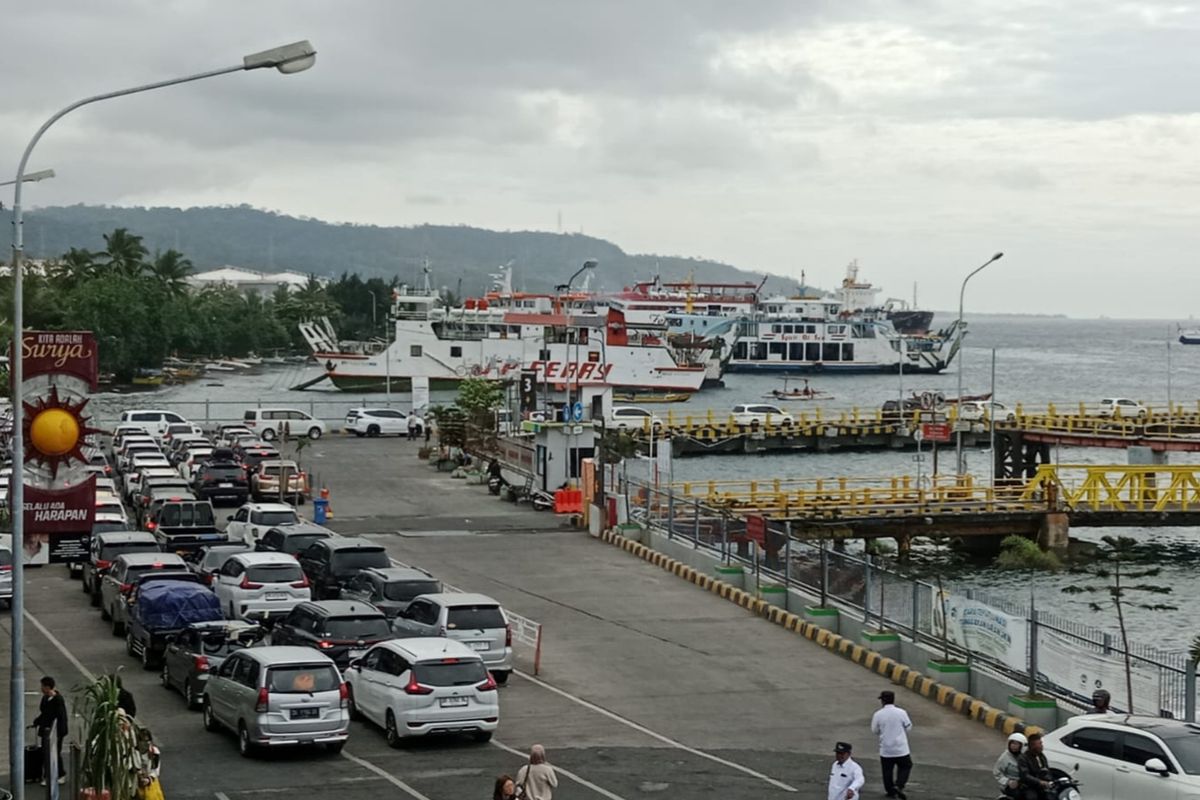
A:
3,1,1200,317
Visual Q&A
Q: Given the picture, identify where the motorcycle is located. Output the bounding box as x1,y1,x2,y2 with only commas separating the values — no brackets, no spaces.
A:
1045,767,1082,800
530,490,554,512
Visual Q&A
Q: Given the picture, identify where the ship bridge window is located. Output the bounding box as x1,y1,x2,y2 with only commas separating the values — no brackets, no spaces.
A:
769,342,786,357
734,341,748,360
789,343,804,361
842,343,855,361
767,305,781,314
771,324,782,333
806,343,821,361
823,343,841,361
750,342,767,361
707,305,721,315
450,345,462,358
828,325,847,336
410,345,422,357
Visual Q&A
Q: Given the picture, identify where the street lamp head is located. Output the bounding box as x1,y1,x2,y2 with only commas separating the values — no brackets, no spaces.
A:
583,259,599,270
23,169,55,182
992,252,1004,262
243,40,317,74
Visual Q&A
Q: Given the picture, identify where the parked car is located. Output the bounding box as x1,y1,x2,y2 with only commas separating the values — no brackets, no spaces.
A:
118,443,165,474
341,567,442,619
83,531,160,605
161,620,265,709
344,638,497,745
119,409,192,440
298,538,391,600
213,552,311,622
162,422,205,447
606,405,662,431
232,443,281,476
202,645,350,756
958,400,1017,423
134,476,195,518
168,435,209,465
192,462,251,505
256,523,339,558
343,408,420,437
1042,714,1200,800
271,601,393,669
216,424,254,446
100,552,188,635
94,498,130,528
190,543,254,587
226,503,301,546
91,512,132,537
1099,397,1148,420
730,403,794,426
144,499,225,553
177,447,215,479
126,578,222,669
86,449,114,478
250,461,308,503
0,545,12,608
391,593,513,683
242,408,326,441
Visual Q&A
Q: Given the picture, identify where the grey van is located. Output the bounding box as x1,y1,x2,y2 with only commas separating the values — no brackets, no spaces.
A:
202,645,349,757
391,593,513,683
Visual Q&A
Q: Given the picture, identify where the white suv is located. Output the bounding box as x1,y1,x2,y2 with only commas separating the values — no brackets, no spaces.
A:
119,409,192,440
1043,714,1200,800
730,403,794,426
344,408,421,437
1099,397,1148,420
225,503,301,545
243,408,326,441
344,638,498,745
212,552,311,622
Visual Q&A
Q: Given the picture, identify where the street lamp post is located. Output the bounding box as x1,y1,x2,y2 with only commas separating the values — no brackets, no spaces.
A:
6,40,315,796
0,169,56,188
954,252,1004,477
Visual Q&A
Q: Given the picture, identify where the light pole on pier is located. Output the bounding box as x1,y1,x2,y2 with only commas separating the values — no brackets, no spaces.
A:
954,252,1004,477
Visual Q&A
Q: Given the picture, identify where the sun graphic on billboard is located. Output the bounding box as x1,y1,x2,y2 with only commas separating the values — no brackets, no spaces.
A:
22,385,104,478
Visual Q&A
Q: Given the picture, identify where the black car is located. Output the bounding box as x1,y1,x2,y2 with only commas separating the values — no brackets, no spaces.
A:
161,620,264,709
233,443,279,473
145,499,225,552
256,522,338,557
135,478,195,520
192,462,250,505
297,538,390,600
340,567,442,619
83,531,160,606
270,600,392,668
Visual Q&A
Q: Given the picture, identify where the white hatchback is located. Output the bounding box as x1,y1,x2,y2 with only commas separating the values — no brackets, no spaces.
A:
1043,714,1200,799
344,638,499,746
212,552,311,622
1099,397,1148,420
606,406,662,431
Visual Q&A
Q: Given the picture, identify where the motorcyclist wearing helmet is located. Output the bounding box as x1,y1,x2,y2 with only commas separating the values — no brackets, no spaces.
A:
993,732,1026,797
1090,688,1115,715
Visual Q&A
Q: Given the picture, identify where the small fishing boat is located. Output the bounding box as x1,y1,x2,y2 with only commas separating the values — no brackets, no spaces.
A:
131,370,165,387
1180,329,1200,345
203,362,237,373
764,379,833,402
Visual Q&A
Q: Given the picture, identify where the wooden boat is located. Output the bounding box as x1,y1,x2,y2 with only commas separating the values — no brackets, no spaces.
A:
613,391,691,404
763,379,833,402
131,372,165,386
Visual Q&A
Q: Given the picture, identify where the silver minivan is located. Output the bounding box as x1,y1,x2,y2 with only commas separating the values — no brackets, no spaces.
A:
391,593,513,683
202,645,349,757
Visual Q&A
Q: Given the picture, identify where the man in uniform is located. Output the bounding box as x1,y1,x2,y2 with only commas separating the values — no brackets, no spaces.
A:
828,741,866,800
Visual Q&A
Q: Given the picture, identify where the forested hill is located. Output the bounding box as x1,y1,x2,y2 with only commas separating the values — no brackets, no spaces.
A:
20,204,795,294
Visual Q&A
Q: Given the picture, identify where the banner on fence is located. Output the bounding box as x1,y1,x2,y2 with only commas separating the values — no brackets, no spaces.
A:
1037,629,1161,714
932,591,1028,674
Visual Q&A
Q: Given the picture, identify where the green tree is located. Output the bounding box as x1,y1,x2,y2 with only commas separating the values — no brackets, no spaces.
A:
149,249,193,296
99,228,149,277
1062,535,1176,711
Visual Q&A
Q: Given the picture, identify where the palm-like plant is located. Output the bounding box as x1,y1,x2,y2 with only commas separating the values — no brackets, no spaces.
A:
99,228,149,278
149,249,193,296
78,673,140,800
48,247,98,284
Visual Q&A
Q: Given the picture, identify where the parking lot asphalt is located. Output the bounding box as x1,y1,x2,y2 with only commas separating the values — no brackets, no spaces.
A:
1,436,1002,799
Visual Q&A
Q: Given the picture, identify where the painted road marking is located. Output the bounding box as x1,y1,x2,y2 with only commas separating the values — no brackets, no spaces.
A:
25,609,95,681
491,737,628,800
340,751,431,800
515,669,799,793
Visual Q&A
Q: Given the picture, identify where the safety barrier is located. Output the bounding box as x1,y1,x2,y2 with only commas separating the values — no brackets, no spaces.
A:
553,488,584,514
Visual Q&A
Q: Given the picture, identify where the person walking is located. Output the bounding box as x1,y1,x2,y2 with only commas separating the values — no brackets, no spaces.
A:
32,675,68,785
514,744,558,800
407,413,419,440
117,675,138,717
871,690,913,799
827,741,865,800
993,732,1026,798
492,774,517,800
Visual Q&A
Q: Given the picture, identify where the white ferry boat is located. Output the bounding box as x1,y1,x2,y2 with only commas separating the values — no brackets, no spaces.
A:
727,293,963,374
300,284,707,394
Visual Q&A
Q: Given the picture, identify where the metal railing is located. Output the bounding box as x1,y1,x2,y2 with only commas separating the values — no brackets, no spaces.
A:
617,477,1198,719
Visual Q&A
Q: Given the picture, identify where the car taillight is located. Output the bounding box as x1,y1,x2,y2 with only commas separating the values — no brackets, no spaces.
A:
95,559,111,571
0,565,11,573
505,623,512,648
120,583,132,594
255,687,269,712
239,575,263,590
194,655,210,672
317,640,335,649
338,682,349,708
476,673,497,692
290,575,309,589
146,521,156,531
204,574,214,586
403,677,433,695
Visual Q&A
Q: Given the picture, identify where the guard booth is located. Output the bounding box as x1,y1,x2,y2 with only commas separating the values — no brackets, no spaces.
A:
526,417,598,493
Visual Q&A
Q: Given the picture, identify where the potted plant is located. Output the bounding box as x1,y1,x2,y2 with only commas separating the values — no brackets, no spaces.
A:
78,674,139,800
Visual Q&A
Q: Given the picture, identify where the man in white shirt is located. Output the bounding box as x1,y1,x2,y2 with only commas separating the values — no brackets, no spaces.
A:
828,741,866,800
871,690,913,799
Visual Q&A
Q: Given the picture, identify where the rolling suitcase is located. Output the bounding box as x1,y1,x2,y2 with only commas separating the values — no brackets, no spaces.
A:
24,742,43,782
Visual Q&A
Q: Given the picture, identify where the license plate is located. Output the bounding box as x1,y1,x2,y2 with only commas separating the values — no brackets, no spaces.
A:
469,641,490,651
266,592,287,601
289,707,319,719
439,696,468,708
219,482,232,488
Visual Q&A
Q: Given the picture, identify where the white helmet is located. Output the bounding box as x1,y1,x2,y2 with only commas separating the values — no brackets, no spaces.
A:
1008,732,1028,746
